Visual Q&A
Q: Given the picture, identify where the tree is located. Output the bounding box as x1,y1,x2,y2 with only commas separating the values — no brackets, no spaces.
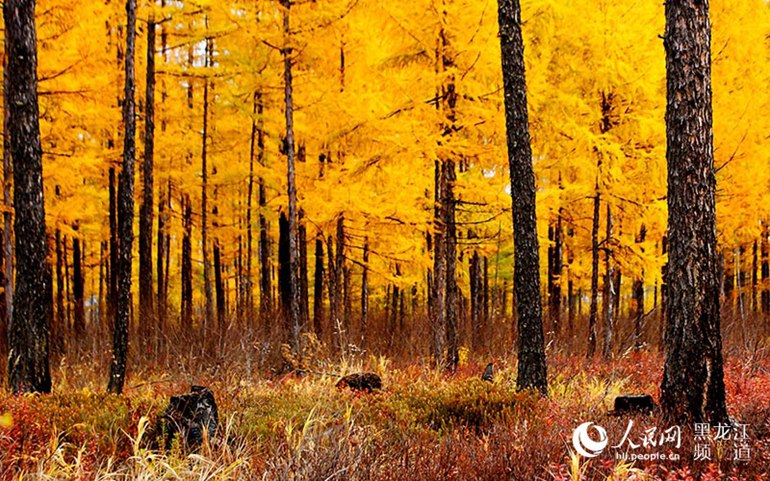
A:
497,0,547,393
5,0,51,394
660,0,727,425
138,12,156,339
281,0,301,354
108,0,137,395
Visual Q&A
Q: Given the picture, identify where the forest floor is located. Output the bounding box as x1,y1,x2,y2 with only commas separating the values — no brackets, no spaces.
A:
1,349,769,480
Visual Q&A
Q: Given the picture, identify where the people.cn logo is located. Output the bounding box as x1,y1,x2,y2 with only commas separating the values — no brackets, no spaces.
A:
572,422,608,458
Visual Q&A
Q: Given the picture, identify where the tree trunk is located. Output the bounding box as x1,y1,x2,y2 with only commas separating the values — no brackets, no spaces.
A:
108,0,137,395
156,179,167,336
201,44,213,337
361,238,368,350
278,212,291,331
181,194,193,331
334,215,346,352
634,225,647,349
214,240,225,342
550,210,563,335
443,160,458,371
660,0,727,425
588,190,600,357
2,38,13,358
497,0,547,393
470,250,481,351
72,235,85,336
281,0,301,354
299,212,309,331
54,230,65,353
108,167,118,322
138,15,156,339
5,0,51,394
313,237,324,339
762,222,769,313
602,204,614,359
431,160,446,365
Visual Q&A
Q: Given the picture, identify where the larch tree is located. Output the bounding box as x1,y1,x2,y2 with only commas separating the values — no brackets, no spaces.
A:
660,0,727,425
5,0,51,394
108,0,137,395
496,0,547,393
138,11,156,340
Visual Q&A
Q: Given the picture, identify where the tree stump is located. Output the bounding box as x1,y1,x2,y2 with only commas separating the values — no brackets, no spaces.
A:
161,385,219,449
336,372,382,392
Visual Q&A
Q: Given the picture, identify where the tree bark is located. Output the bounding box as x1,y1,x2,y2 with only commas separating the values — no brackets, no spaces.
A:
361,238,368,350
201,40,213,337
588,191,600,357
660,0,727,425
280,0,301,354
108,0,137,395
602,204,614,359
181,195,193,331
5,0,51,394
313,236,324,339
72,235,85,336
2,38,13,358
138,15,156,338
497,0,547,393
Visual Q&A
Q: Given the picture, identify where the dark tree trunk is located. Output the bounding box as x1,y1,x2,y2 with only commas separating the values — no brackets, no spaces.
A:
443,161,458,371
762,222,769,313
181,195,193,331
54,230,65,353
257,96,271,326
361,238,368,350
1,39,13,358
431,160,446,365
550,211,563,335
214,240,225,341
201,42,213,336
108,0,137,395
313,237,324,339
299,212,309,331
660,0,727,425
278,212,291,331
497,0,547,393
752,239,758,312
602,204,614,359
138,15,156,339
156,179,167,335
334,216,346,351
108,167,118,321
72,235,85,336
588,191,600,357
482,255,489,349
327,235,337,348
634,225,647,349
5,0,51,394
470,250,481,351
281,0,301,353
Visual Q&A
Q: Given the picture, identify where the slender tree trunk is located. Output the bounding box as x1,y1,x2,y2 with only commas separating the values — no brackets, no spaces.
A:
138,15,156,339
156,180,166,335
5,0,50,394
634,225,647,349
2,40,13,358
108,168,118,322
361,238,368,350
752,240,758,313
246,93,258,322
602,204,614,359
280,0,301,354
214,240,225,342
278,212,291,331
334,215,346,351
432,160,446,365
470,250,481,351
762,222,769,313
497,0,547,393
108,0,137,395
588,190,600,357
72,235,85,336
54,231,65,353
313,237,324,339
660,0,727,425
201,44,213,337
181,195,193,331
327,234,337,348
299,212,309,331
551,211,563,335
